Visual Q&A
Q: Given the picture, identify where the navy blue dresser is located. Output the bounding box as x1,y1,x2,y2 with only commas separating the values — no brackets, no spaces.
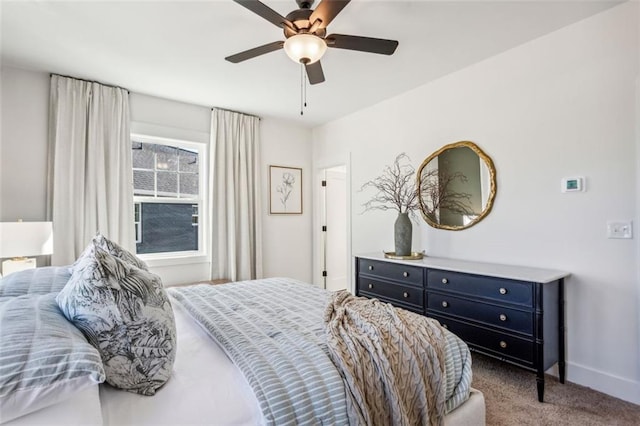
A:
355,254,570,402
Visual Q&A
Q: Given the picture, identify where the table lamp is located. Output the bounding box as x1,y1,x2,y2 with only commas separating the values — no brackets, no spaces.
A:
0,221,53,277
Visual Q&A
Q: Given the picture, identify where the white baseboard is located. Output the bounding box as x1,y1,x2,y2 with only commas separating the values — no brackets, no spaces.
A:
566,361,640,405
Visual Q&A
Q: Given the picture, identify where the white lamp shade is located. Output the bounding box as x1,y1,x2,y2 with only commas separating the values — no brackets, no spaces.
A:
0,222,54,258
283,34,327,64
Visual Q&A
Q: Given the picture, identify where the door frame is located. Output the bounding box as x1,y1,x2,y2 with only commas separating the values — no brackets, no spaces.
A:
313,157,353,293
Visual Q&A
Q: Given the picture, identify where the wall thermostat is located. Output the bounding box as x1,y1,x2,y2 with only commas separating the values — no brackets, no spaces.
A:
562,177,584,192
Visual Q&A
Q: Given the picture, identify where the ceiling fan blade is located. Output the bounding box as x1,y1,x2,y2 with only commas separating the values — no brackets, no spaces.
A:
309,0,350,29
326,33,399,55
305,61,325,85
233,0,296,31
225,41,284,63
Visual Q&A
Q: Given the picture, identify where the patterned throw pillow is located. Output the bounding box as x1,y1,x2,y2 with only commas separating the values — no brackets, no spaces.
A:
73,232,148,272
56,245,176,396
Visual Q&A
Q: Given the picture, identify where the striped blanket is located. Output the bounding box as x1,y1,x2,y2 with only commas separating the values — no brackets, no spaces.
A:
168,278,471,426
168,278,349,426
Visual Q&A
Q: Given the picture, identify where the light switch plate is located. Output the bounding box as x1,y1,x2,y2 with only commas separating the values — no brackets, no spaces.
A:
607,221,633,239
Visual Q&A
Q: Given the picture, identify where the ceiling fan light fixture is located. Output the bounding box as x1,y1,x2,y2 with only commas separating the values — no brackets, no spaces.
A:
284,34,327,64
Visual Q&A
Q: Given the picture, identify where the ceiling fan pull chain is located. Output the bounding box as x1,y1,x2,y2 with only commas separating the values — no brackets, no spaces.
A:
304,66,308,108
300,63,304,115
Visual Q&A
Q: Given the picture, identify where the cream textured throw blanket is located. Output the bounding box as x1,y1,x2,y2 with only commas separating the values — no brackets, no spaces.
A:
324,290,448,426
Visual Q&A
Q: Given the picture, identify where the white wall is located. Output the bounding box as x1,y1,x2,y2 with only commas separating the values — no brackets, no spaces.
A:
636,0,640,391
312,2,640,404
261,120,313,283
0,68,49,222
0,70,313,285
0,68,51,268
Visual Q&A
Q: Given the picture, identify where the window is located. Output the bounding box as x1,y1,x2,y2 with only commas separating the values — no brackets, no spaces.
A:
131,135,205,256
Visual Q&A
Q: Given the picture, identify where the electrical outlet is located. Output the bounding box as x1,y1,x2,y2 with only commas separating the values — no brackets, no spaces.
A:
607,221,633,239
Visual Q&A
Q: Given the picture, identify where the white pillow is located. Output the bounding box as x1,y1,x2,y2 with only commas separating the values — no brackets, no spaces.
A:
0,294,105,423
57,245,176,396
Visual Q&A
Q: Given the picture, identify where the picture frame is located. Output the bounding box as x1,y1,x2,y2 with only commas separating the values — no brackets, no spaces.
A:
269,165,303,214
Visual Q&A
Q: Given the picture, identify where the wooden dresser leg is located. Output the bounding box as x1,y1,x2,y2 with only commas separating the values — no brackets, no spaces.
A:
559,278,566,384
536,375,545,402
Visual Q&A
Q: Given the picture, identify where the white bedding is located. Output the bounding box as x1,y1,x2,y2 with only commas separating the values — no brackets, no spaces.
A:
6,385,102,426
99,299,264,426
5,291,484,425
2,264,485,425
100,293,484,426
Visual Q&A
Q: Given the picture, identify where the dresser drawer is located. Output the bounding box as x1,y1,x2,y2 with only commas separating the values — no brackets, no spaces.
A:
427,293,533,336
430,314,534,365
358,258,423,287
427,269,533,307
357,277,424,309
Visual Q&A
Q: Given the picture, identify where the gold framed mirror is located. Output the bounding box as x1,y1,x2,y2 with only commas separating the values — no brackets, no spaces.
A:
417,141,497,230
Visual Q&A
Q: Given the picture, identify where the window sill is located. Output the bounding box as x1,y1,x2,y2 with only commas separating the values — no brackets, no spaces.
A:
139,252,208,268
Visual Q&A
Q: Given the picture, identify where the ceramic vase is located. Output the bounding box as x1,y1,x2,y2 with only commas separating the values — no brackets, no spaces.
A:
394,212,412,256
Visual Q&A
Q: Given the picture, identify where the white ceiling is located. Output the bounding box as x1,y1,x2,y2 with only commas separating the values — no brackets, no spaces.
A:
1,0,623,127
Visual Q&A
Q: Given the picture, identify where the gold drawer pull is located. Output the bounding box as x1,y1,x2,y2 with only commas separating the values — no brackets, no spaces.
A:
368,283,373,289
403,272,409,278
368,265,374,271
442,301,449,308
499,314,507,322
499,341,508,349
499,287,507,295
442,278,449,284
403,292,409,298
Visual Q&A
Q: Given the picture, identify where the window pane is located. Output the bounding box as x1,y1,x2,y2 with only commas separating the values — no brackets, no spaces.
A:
179,150,198,173
155,145,178,172
132,137,203,256
136,202,198,254
157,172,177,197
133,170,155,195
179,173,199,196
132,142,154,169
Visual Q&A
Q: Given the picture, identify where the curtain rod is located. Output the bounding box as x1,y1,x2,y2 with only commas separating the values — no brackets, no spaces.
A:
51,73,130,93
212,107,261,120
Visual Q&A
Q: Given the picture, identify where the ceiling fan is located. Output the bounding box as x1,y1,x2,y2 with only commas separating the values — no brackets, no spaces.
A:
225,0,399,85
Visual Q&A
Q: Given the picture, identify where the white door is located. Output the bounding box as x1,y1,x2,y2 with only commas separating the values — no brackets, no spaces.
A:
323,166,348,291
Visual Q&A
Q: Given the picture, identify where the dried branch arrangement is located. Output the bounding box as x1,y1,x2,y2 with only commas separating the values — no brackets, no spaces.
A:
361,152,474,221
360,153,420,215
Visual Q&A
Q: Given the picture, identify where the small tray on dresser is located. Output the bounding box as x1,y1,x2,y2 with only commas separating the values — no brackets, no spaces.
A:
383,251,424,260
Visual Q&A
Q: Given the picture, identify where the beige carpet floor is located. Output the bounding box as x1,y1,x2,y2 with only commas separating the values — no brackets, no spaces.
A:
471,353,640,425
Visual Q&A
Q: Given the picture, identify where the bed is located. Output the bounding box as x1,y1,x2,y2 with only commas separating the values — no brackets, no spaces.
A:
1,257,485,425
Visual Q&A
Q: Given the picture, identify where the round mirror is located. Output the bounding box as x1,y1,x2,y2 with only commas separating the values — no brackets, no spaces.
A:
417,141,497,230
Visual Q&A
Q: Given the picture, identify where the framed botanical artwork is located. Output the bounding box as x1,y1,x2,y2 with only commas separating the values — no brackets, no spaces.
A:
269,165,302,214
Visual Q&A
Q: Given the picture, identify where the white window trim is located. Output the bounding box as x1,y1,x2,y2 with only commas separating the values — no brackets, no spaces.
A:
131,133,209,264
134,202,142,243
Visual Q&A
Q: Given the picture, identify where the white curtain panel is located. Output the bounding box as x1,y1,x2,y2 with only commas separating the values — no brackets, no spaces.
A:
47,75,134,265
210,108,263,281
